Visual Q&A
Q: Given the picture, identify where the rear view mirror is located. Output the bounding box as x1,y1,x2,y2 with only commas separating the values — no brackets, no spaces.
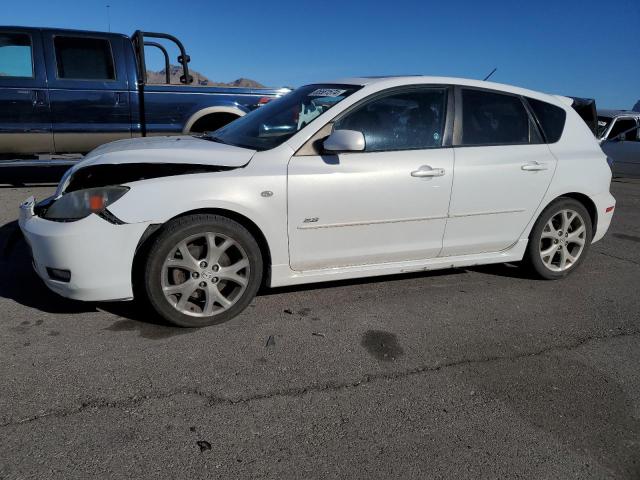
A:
323,130,365,153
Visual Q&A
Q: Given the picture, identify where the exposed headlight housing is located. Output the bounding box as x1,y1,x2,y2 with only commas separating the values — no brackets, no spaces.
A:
43,186,129,221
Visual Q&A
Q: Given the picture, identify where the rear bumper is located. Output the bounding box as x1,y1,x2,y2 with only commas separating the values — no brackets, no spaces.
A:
19,201,149,301
591,191,616,243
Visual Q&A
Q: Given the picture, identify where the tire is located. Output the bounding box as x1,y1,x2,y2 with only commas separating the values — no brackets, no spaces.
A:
143,214,263,327
524,198,593,280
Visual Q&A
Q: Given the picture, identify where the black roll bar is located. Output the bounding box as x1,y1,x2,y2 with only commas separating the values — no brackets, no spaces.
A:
143,41,171,84
132,30,192,85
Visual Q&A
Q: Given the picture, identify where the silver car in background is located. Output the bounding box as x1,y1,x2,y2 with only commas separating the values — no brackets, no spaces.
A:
598,109,640,177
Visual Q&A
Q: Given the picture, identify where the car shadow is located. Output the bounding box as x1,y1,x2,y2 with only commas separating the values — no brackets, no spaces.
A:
466,262,537,280
0,220,96,314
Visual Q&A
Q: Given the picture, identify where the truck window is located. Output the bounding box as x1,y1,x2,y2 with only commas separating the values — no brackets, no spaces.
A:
54,36,115,80
0,33,33,78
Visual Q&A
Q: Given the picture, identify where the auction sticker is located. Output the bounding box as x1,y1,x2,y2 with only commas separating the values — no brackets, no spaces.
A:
308,88,347,97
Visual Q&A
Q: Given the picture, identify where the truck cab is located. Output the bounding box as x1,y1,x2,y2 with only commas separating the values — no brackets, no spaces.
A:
0,26,289,161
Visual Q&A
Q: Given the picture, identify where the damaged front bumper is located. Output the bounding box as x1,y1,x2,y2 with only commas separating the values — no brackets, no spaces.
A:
19,196,150,302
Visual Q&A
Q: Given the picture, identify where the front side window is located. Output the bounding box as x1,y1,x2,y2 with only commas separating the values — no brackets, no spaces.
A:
209,84,360,151
461,89,531,146
54,36,115,80
607,118,638,141
334,88,448,152
0,33,33,78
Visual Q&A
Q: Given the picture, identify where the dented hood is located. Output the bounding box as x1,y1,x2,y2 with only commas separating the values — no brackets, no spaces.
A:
56,136,256,195
81,135,256,168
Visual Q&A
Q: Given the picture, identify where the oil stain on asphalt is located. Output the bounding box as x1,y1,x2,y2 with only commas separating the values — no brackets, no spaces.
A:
361,330,404,361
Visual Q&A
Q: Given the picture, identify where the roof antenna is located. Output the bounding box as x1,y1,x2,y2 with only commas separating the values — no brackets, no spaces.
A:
483,67,497,81
106,5,111,32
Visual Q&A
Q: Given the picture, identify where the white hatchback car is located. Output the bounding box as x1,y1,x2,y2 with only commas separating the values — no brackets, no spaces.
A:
19,76,616,327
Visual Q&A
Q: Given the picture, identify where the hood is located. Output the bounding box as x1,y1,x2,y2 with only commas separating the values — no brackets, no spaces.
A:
82,135,256,168
56,136,256,195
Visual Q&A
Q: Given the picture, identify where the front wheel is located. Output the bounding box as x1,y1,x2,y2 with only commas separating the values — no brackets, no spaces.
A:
143,214,263,327
524,198,593,280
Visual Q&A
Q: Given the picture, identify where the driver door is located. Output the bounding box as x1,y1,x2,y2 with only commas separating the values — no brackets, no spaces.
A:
601,117,640,175
287,87,454,271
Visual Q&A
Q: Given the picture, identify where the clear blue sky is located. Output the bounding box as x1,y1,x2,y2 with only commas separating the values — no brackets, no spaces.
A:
4,0,638,108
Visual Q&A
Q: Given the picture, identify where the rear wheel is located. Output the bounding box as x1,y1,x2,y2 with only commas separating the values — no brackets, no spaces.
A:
144,214,262,327
524,198,592,279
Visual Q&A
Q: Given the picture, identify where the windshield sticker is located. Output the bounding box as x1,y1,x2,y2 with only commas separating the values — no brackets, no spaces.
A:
308,88,347,97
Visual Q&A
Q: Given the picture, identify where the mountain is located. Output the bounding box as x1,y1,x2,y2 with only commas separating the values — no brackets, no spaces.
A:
146,65,264,88
633,100,640,112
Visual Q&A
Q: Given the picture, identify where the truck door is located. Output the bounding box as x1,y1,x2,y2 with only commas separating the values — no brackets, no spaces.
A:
0,28,54,155
42,31,131,154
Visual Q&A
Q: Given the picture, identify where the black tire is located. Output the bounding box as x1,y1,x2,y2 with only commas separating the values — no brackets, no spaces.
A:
524,197,593,280
143,214,263,327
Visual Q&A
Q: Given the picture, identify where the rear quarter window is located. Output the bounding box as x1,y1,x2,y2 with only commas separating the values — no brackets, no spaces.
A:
526,97,566,143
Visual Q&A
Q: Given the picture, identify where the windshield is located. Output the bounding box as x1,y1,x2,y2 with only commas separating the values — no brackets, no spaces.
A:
207,84,361,151
597,116,613,138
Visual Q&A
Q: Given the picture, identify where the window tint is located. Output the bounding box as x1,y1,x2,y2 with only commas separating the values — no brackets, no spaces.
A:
0,33,33,78
461,89,530,146
607,118,638,141
54,36,115,80
527,97,566,143
335,89,448,152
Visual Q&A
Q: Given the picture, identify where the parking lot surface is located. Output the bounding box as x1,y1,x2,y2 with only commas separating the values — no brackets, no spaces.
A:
1,168,639,479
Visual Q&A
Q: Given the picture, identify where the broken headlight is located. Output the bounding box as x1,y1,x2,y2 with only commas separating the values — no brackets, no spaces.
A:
43,186,129,221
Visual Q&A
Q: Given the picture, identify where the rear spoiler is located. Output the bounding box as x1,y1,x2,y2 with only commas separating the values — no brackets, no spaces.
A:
568,97,598,136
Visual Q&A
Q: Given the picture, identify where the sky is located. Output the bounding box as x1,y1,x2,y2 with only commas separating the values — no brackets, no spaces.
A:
3,0,638,108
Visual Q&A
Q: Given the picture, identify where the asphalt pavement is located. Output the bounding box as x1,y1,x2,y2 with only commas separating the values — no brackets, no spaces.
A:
0,167,639,479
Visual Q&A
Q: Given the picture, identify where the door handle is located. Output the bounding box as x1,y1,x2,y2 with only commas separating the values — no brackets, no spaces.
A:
114,92,126,106
411,165,445,178
31,90,46,107
521,162,548,171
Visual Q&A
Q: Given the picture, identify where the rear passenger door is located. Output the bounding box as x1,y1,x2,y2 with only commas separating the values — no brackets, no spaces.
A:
42,31,131,153
0,28,54,155
441,88,557,256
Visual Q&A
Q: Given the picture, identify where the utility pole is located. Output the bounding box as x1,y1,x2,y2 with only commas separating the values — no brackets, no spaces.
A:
106,5,111,32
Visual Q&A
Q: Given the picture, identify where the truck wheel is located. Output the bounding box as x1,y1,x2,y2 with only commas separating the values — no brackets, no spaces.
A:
144,214,262,327
189,113,239,133
524,198,592,280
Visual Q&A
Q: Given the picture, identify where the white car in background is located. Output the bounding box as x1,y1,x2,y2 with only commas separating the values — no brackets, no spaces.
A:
19,76,616,327
597,109,640,176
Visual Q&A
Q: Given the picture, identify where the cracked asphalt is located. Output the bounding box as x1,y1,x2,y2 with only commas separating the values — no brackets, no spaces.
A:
0,168,639,479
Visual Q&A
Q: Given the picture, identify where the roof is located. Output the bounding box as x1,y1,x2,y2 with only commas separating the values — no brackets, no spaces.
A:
325,76,570,108
0,25,129,39
598,109,640,118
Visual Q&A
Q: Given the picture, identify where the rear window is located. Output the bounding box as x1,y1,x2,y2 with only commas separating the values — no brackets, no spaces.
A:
0,33,33,78
54,36,115,80
461,89,530,146
526,98,566,143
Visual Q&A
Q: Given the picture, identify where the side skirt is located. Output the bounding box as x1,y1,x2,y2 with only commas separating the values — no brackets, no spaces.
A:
269,239,528,288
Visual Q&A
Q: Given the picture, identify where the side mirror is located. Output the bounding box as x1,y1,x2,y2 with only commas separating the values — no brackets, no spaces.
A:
616,133,626,142
323,130,365,153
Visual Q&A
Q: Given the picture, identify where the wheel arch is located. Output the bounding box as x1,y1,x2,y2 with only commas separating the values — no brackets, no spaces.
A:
183,106,246,134
133,207,273,289
538,192,598,237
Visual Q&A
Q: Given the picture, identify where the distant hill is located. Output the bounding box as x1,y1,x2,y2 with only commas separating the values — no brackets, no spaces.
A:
146,65,264,88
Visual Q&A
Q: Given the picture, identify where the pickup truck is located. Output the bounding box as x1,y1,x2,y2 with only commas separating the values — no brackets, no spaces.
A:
0,26,289,163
